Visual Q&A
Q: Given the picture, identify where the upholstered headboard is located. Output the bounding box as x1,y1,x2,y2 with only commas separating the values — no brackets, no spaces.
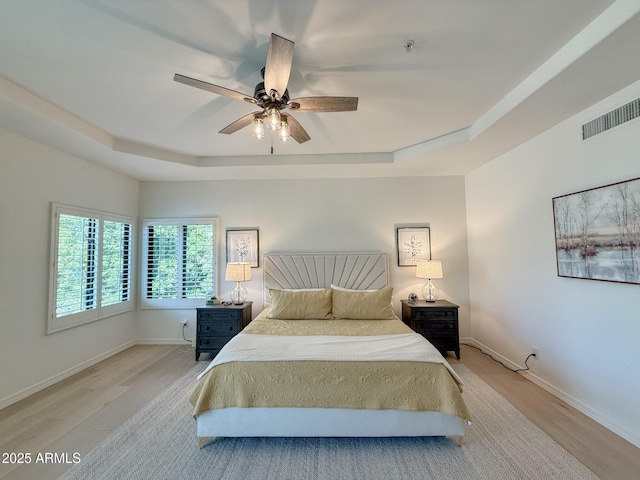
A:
263,252,389,305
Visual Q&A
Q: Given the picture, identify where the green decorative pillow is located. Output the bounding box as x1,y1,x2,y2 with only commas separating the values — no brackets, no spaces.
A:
331,287,396,319
267,288,333,319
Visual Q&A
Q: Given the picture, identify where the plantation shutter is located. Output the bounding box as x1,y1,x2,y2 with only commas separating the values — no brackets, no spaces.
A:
145,223,179,300
101,219,132,307
182,224,215,298
56,213,98,317
142,218,217,308
49,204,135,333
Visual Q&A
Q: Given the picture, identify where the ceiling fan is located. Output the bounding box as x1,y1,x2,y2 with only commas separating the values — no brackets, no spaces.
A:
174,33,358,144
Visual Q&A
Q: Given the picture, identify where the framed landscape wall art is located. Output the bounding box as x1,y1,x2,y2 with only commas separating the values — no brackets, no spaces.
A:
396,225,431,266
226,228,259,267
552,177,640,285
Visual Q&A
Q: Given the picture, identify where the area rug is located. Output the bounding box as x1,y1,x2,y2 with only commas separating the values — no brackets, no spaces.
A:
58,363,599,480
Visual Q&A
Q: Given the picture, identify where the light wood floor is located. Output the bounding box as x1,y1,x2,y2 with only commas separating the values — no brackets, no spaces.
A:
1,344,638,480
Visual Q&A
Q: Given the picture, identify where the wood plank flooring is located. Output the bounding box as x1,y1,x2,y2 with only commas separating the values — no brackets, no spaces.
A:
0,345,196,480
1,344,638,480
449,345,640,480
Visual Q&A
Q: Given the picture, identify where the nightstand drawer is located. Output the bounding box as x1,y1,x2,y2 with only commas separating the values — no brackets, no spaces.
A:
197,336,233,350
198,310,240,321
413,320,456,335
413,309,456,321
198,320,240,336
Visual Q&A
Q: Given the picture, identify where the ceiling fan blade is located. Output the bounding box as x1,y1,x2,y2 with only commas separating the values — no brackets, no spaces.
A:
264,33,295,100
219,111,262,134
288,96,358,112
282,113,310,144
174,73,255,103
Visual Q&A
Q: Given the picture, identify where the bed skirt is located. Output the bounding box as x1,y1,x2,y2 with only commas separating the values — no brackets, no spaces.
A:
196,407,466,438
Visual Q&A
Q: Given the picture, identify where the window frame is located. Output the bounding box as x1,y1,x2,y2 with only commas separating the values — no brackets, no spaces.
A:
140,218,218,309
47,204,135,333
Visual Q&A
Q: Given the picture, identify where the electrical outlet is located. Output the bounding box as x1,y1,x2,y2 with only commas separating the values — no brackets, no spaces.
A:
531,346,539,357
181,319,188,326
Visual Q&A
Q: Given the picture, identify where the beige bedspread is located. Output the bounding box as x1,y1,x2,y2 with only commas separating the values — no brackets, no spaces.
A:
190,309,470,422
243,308,412,336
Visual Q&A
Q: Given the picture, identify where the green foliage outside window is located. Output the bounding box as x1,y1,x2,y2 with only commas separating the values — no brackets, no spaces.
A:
143,220,217,306
52,207,133,324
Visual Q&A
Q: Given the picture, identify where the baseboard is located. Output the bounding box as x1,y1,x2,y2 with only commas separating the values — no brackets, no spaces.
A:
461,339,640,448
136,338,191,345
522,368,639,448
0,340,136,411
461,338,522,370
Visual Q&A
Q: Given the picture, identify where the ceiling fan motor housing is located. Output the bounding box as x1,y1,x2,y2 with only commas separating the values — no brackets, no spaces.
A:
253,81,290,108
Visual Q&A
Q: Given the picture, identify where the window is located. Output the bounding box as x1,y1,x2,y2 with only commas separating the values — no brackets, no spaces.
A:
48,204,134,333
101,220,132,307
141,218,217,308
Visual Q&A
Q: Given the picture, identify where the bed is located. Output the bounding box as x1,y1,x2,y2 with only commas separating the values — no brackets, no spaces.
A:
190,253,470,444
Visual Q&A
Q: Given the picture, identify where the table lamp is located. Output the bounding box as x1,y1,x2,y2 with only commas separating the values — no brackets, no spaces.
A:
225,262,251,304
415,260,443,302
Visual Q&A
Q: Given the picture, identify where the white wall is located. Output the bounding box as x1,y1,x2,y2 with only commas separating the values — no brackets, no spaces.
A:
465,79,640,447
0,129,139,408
138,176,470,343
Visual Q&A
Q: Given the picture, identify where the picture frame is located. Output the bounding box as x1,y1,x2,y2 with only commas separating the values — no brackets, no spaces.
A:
226,228,259,267
396,226,431,266
552,177,640,285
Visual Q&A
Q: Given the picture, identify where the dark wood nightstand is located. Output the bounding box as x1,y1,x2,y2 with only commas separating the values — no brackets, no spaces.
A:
401,299,460,359
195,302,252,360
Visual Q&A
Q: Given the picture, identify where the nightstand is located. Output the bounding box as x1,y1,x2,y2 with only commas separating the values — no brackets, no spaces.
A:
195,302,252,360
401,299,460,359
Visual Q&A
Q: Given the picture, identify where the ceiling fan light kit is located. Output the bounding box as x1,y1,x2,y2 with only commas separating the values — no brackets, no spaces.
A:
278,120,290,142
252,117,265,139
265,105,281,130
174,33,358,145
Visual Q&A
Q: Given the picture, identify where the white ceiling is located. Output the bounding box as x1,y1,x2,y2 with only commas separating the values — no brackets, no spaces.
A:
1,0,639,181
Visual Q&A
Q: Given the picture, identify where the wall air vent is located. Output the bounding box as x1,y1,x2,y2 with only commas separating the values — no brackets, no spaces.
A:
582,97,640,140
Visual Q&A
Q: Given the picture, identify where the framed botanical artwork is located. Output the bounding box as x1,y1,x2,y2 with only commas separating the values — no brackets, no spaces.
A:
553,177,640,285
226,228,259,267
396,226,431,266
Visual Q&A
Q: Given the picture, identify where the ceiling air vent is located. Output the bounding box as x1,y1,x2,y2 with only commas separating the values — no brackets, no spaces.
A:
582,97,640,140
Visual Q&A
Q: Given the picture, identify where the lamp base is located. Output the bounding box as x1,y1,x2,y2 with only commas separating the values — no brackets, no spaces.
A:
231,282,247,305
421,281,439,302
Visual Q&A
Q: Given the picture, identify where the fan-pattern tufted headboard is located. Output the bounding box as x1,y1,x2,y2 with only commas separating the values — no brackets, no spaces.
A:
263,252,389,305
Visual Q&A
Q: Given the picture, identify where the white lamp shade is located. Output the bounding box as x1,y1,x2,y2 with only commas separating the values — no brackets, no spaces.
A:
225,262,252,282
415,260,443,279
